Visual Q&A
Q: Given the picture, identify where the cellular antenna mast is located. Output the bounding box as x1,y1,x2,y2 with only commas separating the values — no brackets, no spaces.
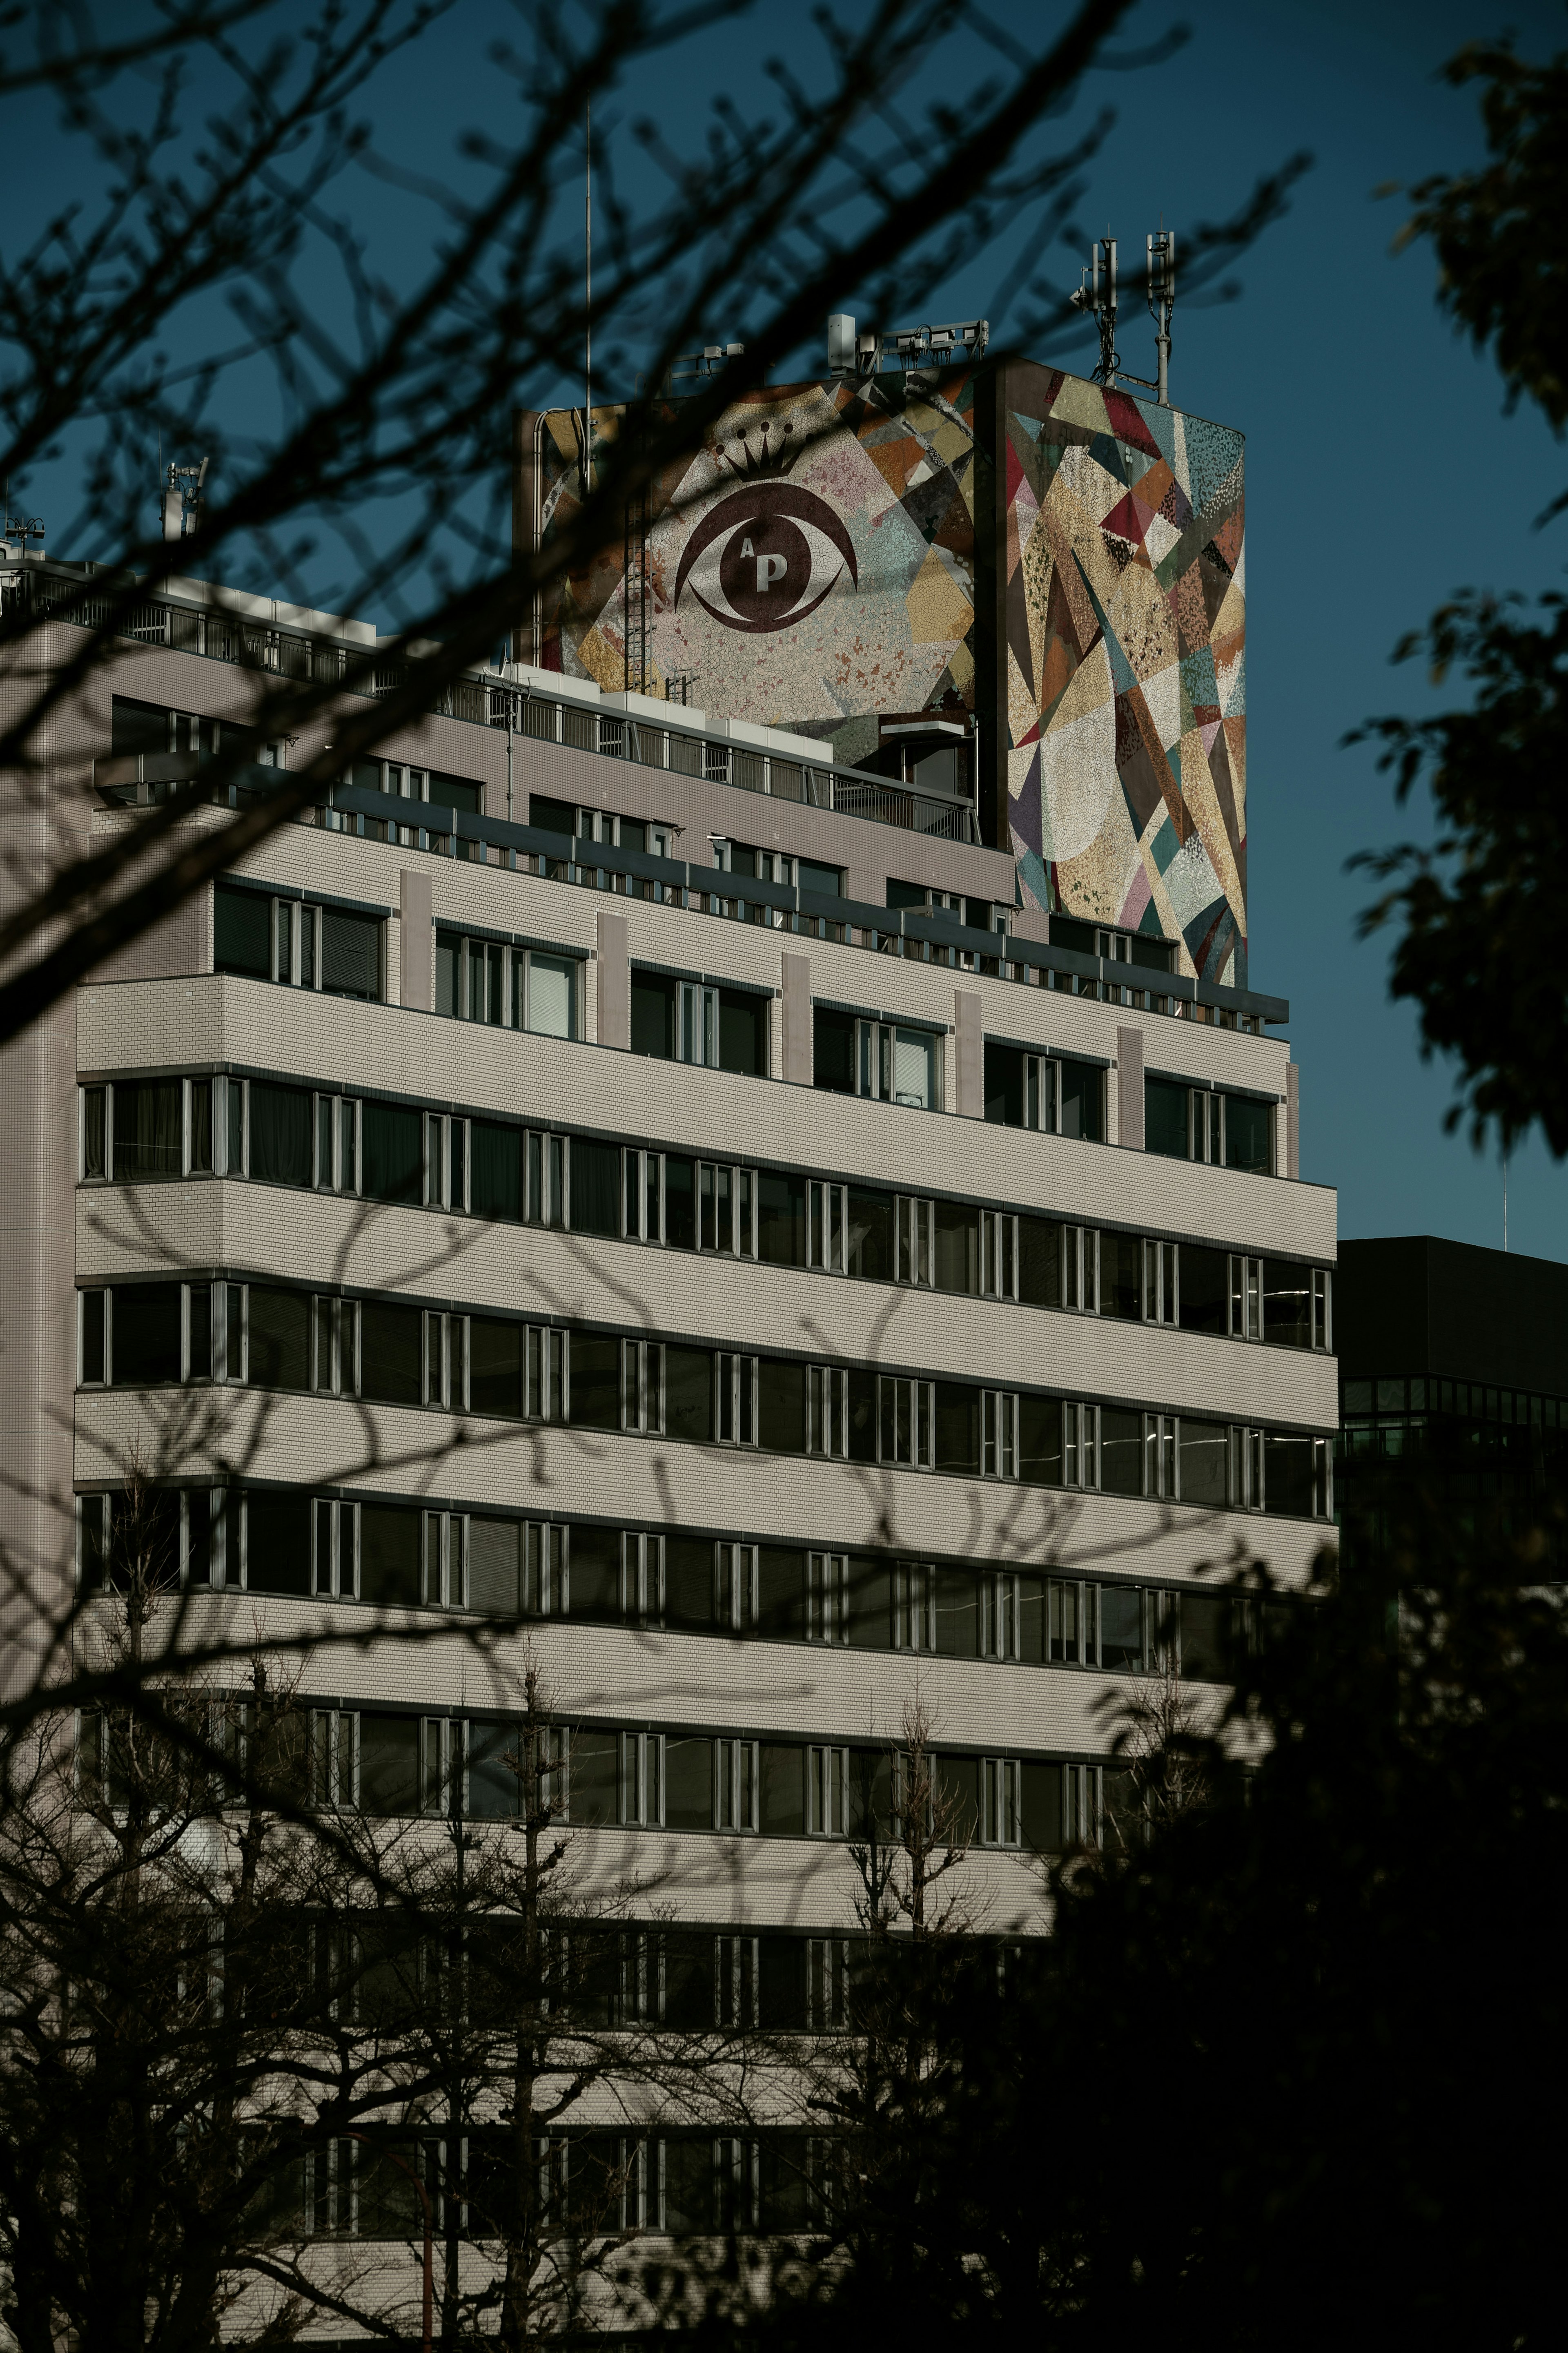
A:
1070,235,1119,386
1147,229,1176,407
161,455,209,541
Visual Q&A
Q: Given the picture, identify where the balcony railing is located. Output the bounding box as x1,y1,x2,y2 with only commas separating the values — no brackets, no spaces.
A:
27,569,979,846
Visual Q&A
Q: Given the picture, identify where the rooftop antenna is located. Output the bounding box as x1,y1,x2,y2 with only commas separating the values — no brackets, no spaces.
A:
162,455,208,541
1147,227,1176,407
2,477,45,560
1070,234,1119,386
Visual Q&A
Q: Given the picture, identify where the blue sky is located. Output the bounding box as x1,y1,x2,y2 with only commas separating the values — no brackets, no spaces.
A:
7,0,1567,1253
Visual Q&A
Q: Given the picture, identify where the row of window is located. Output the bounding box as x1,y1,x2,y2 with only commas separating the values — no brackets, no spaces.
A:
253,2126,842,2241
78,1286,1334,1515
217,876,1277,1149
79,1075,1330,1347
84,1686,1131,1857
78,1485,1287,1678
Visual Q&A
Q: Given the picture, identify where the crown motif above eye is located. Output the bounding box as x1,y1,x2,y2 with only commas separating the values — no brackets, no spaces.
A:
712,420,802,483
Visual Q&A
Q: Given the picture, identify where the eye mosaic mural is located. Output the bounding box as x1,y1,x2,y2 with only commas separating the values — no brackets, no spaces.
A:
519,359,1247,986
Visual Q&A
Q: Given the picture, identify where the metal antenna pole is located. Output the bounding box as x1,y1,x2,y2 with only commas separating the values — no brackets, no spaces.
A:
1147,229,1176,406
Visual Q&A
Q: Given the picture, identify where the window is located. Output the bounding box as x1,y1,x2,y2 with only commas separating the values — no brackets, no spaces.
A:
1263,1259,1332,1350
716,1543,759,1633
858,1018,939,1110
807,1552,848,1645
980,1211,1018,1299
806,1365,848,1459
981,1757,1020,1847
526,1129,568,1228
715,1353,758,1446
1143,1413,1177,1499
979,1572,1021,1660
81,1078,225,1183
806,1746,848,1837
699,1162,756,1256
846,1186,894,1280
894,1561,936,1651
715,1737,759,1832
1178,1243,1228,1337
1145,1076,1273,1173
1231,1254,1263,1340
619,1338,663,1434
318,1094,362,1195
630,973,767,1074
1098,1407,1143,1497
1178,1416,1230,1507
522,952,577,1039
808,1180,846,1273
878,1376,934,1468
216,883,381,1000
1143,1238,1178,1324
980,1390,1018,1479
1063,1401,1098,1490
624,1148,664,1242
1100,1231,1142,1320
812,1007,855,1095
895,1194,934,1286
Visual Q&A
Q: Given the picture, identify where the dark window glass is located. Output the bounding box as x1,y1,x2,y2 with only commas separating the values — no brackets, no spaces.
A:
471,1121,522,1220
102,1487,180,1597
886,877,927,912
189,1081,212,1173
665,1737,713,1831
1103,1767,1143,1854
936,1753,978,1839
468,1518,521,1615
620,816,646,854
665,1345,712,1445
758,1547,804,1638
1052,915,1095,955
112,1079,183,1180
1021,1761,1065,1854
1100,1408,1143,1497
757,1169,806,1266
435,932,459,1018
1130,933,1173,973
984,1041,1024,1127
569,1335,620,1431
111,1284,181,1384
529,793,575,839
1179,1416,1229,1506
1019,1394,1061,1486
812,1008,855,1095
758,1358,805,1453
1101,1233,1142,1320
664,1929,714,2028
933,1200,978,1294
935,1566,977,1657
186,1490,212,1585
359,1303,422,1405
359,1714,420,1815
719,990,767,1077
630,972,674,1058
1181,1590,1234,1682
848,1557,890,1650
426,769,481,815
570,1141,620,1238
759,1938,806,2029
664,1155,695,1249
1263,1259,1312,1348
361,1504,420,1607
665,2138,717,2235
1178,1245,1228,1338
760,1744,804,1836
569,1524,620,1618
111,694,171,757
846,1187,893,1281
249,1083,312,1188
1223,1093,1272,1175
321,908,381,1000
214,883,272,980
467,1721,519,1819
1018,1216,1064,1309
245,1490,311,1597
1100,1584,1143,1671
666,1537,714,1631
361,1102,422,1204
82,1288,106,1383
569,1729,617,1824
248,1288,311,1390
1263,1431,1315,1517
1144,1075,1189,1159
1058,1060,1103,1142
934,1382,978,1475
798,857,843,898
469,1319,525,1418
82,1087,107,1178
847,1367,877,1464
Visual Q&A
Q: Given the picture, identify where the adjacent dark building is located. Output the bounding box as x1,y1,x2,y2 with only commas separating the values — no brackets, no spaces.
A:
1336,1236,1568,1552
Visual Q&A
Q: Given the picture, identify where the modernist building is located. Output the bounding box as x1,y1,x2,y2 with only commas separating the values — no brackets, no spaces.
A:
2,343,1336,2246
1336,1235,1568,1560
